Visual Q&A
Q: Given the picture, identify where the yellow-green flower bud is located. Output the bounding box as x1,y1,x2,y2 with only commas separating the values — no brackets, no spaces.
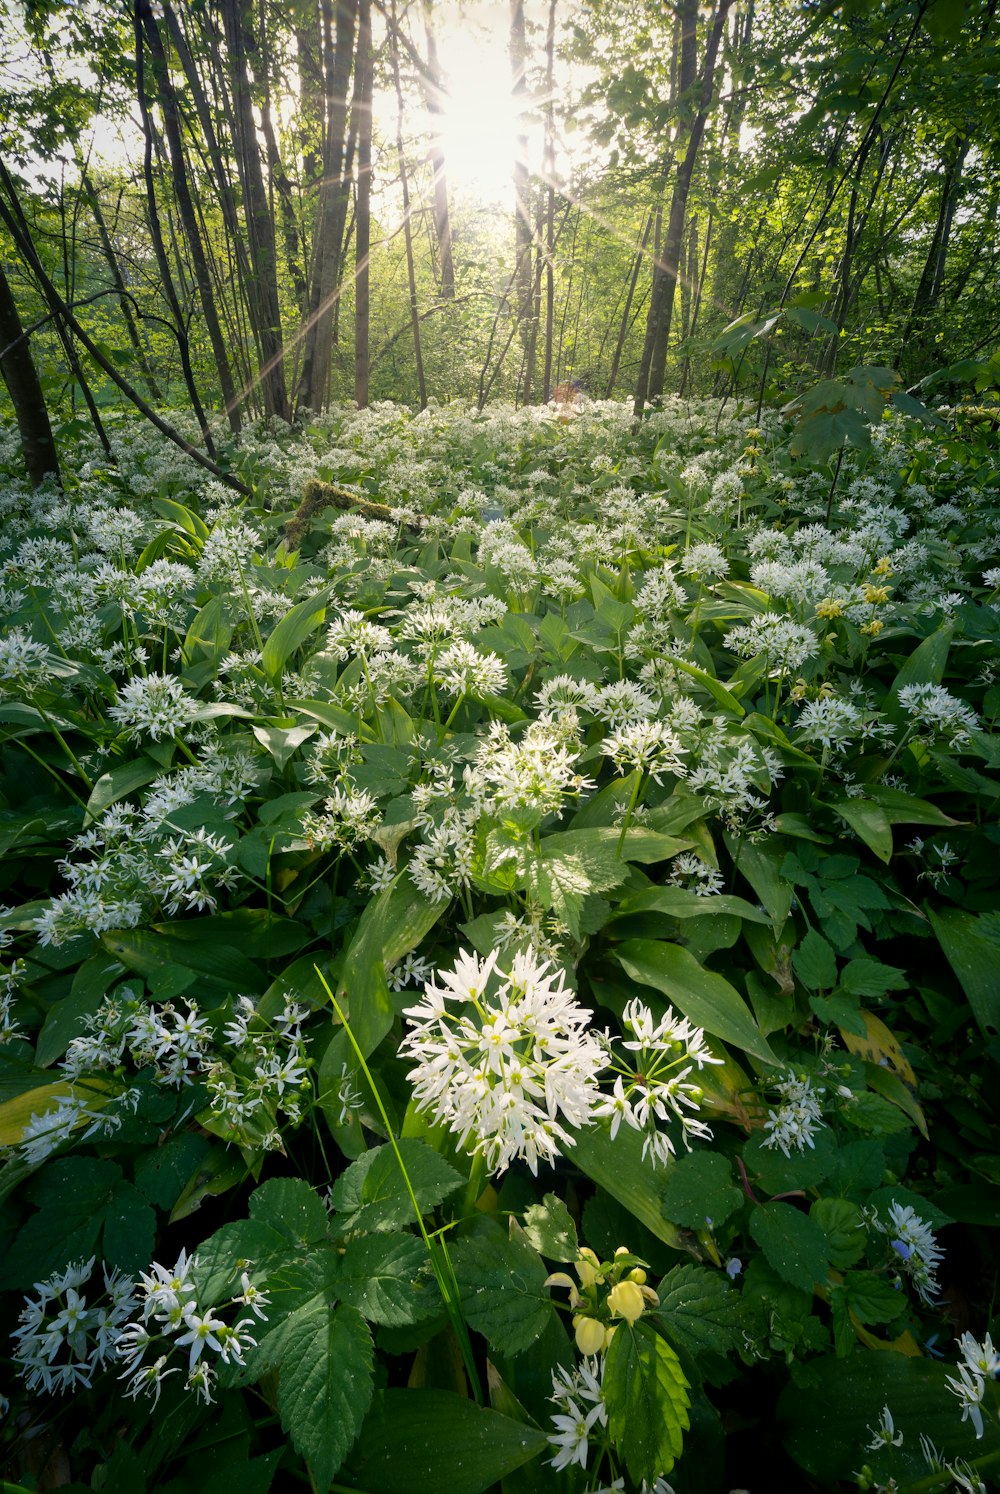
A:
607,1279,646,1324
573,1315,606,1355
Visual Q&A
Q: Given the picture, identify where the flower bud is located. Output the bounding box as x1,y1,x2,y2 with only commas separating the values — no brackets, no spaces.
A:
607,1279,646,1324
573,1315,606,1355
627,1267,647,1285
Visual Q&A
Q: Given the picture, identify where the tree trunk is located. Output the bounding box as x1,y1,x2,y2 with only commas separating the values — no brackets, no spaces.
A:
389,0,427,407
220,0,290,421
510,0,535,400
354,0,373,408
0,258,60,488
421,0,455,297
140,0,241,433
297,0,357,411
635,0,732,416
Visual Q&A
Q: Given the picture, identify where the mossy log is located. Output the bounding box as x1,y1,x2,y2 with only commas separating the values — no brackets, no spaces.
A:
284,479,426,549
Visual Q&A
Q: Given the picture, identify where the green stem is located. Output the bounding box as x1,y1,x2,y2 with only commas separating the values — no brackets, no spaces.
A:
616,771,644,856
33,705,94,792
7,735,89,811
315,968,484,1405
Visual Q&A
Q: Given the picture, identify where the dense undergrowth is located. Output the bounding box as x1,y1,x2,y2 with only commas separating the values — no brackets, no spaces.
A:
0,394,999,1493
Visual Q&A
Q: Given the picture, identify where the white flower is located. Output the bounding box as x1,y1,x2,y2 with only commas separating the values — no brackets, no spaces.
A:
434,640,507,698
897,682,978,744
959,1331,1000,1381
873,1201,943,1305
547,1358,608,1471
946,1364,986,1439
761,1073,826,1158
108,673,199,741
401,946,605,1175
600,720,687,784
866,1403,904,1451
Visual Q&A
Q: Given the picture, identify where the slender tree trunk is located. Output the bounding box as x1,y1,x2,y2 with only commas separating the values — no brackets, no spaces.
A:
389,0,427,407
635,0,732,416
140,0,241,432
606,208,654,397
79,170,163,401
421,0,455,297
510,0,535,399
220,0,290,421
133,3,216,453
297,0,356,411
0,258,60,488
354,0,373,408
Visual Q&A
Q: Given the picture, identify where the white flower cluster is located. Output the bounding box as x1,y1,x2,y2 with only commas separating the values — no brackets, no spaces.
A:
761,1073,826,1157
116,1249,269,1406
108,673,200,742
873,1200,944,1305
401,947,604,1175
402,950,720,1176
12,1257,135,1394
897,682,978,745
946,1332,1000,1440
547,1357,608,1472
205,997,310,1147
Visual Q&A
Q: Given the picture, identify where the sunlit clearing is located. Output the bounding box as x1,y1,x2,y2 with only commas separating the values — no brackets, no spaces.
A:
435,16,524,205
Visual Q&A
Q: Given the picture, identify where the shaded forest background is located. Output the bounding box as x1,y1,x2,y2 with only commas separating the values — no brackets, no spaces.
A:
0,0,998,490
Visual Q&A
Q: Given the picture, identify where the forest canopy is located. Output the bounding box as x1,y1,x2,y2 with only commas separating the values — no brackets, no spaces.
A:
0,0,998,473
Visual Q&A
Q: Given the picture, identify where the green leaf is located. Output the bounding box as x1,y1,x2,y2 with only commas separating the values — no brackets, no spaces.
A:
668,656,745,717
655,1263,746,1358
609,887,769,924
832,798,893,864
329,1140,464,1233
346,1390,548,1494
35,951,126,1067
839,959,907,998
101,1179,156,1274
4,1157,121,1287
885,625,953,715
84,757,161,825
749,1203,830,1293
840,1270,909,1325
270,1301,374,1491
661,1152,743,1230
451,1219,551,1355
134,1132,212,1211
865,783,958,827
615,940,778,1064
249,1177,329,1247
791,929,838,992
262,586,332,684
604,1321,691,1482
778,1353,1000,1482
336,1234,437,1326
568,1122,683,1250
927,906,1000,1037
152,495,210,541
810,1198,866,1269
522,1193,579,1262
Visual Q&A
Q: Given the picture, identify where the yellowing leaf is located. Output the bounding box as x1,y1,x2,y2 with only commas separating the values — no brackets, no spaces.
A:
841,1011,915,1084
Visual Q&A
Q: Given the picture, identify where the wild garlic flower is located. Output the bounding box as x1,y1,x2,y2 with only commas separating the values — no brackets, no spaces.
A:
118,1249,267,1406
873,1201,943,1305
761,1073,826,1157
724,615,819,673
108,673,199,741
897,683,978,745
400,946,605,1175
0,626,55,688
408,806,476,903
667,852,724,896
433,640,507,699
865,1404,904,1451
324,607,394,660
547,1357,608,1472
467,716,594,817
594,999,721,1167
946,1364,987,1439
13,1258,135,1394
600,720,687,784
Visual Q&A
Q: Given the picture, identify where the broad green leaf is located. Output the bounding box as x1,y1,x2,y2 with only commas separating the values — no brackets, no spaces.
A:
778,1354,1000,1482
605,1321,690,1482
615,940,778,1065
609,887,769,924
270,1301,374,1491
885,625,953,715
839,1270,908,1325
726,835,794,931
100,928,266,995
101,1178,156,1274
35,951,126,1067
749,1202,830,1293
249,1176,329,1247
865,783,958,826
522,1193,579,1262
336,1234,437,1326
262,586,332,684
329,1140,464,1233
791,929,838,992
839,959,907,998
661,1152,743,1230
810,1198,866,1269
134,1132,212,1211
927,906,1000,1038
346,1390,548,1494
669,656,745,717
451,1218,551,1355
84,757,161,824
252,721,316,769
832,798,893,863
152,495,210,541
4,1157,120,1286
567,1121,683,1250
655,1264,746,1358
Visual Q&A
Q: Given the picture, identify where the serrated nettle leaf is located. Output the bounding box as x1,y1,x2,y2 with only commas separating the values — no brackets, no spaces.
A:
522,1192,579,1262
604,1321,691,1482
329,1140,464,1233
654,1264,746,1358
450,1217,551,1356
270,1301,374,1490
749,1202,831,1293
791,928,838,992
248,1176,329,1247
661,1151,743,1230
809,1197,866,1269
335,1233,437,1326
